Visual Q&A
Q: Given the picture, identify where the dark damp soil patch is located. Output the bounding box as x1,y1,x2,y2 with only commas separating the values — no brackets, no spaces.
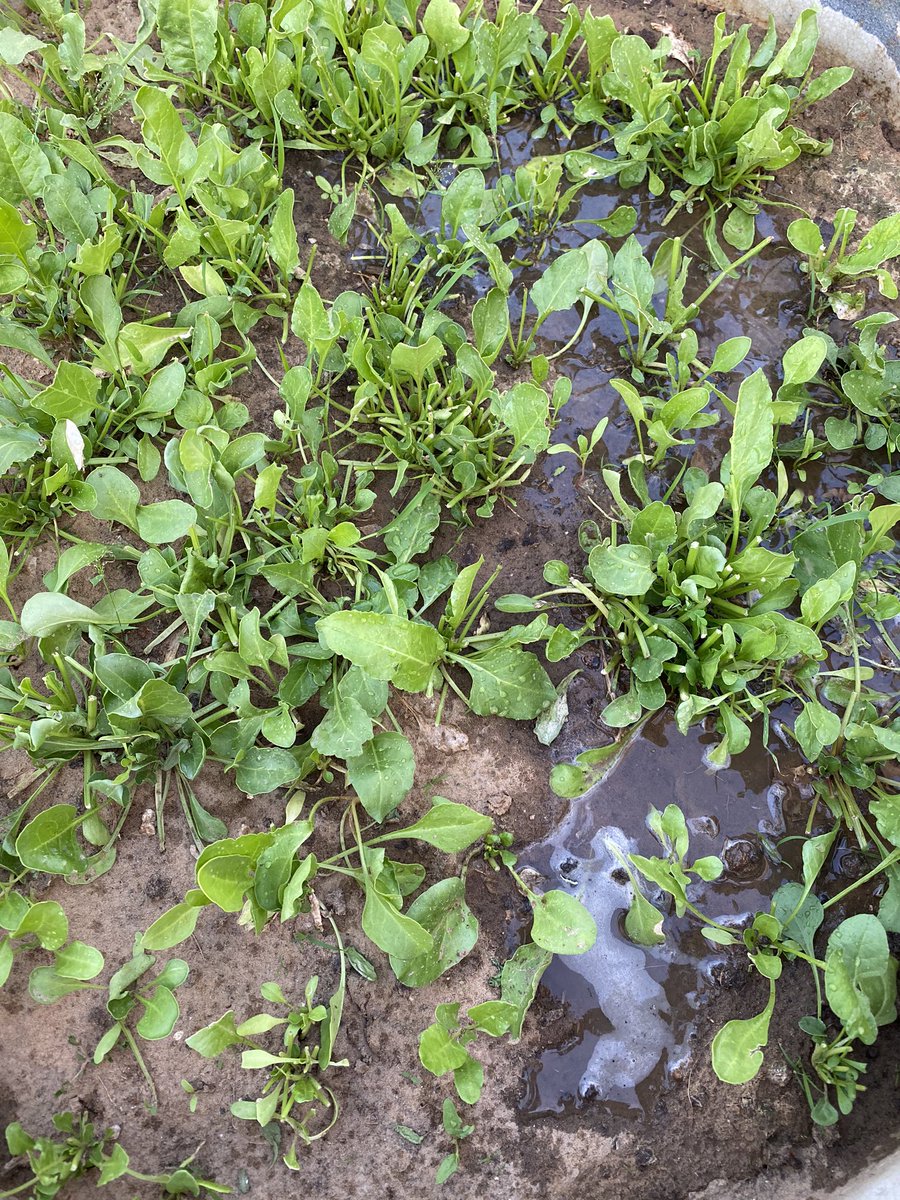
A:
2,1,899,1199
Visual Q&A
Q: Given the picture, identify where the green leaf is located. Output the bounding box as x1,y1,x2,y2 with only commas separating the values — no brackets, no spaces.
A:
15,805,88,874
395,801,493,853
233,748,301,795
252,823,313,913
142,902,204,955
452,1052,484,1103
85,465,140,530
133,679,193,725
711,980,776,1084
441,168,485,236
825,914,897,1045
118,323,189,375
723,206,755,251
0,426,40,479
382,486,441,563
317,610,445,692
136,500,197,544
28,966,95,1004
472,287,509,363
588,542,654,597
0,28,44,66
156,0,217,76
20,592,115,637
180,262,227,298
419,1023,470,1075
781,335,828,388
30,361,98,425
389,877,478,986
362,884,433,960
436,1152,460,1185
94,653,155,702
803,65,854,105
0,112,49,203
390,336,445,385
844,213,900,273
0,939,12,988
347,732,415,822
787,217,822,256
624,881,666,947
793,513,865,594
467,999,517,1036
532,246,588,317
269,188,299,280
761,8,818,81
489,382,551,453
772,883,823,959
629,502,677,556
42,176,98,244
93,1024,122,1063
43,542,110,592
529,890,597,954
185,1010,242,1057
0,318,52,367
136,985,180,1039
13,900,68,950
457,646,555,719
97,1143,130,1185
395,1124,424,1146
794,700,840,759
728,369,773,514
196,854,254,912
52,941,104,980
549,742,624,798
710,337,752,373
878,866,900,934
597,204,637,238
499,941,553,1040
133,86,197,189
310,685,374,761
422,0,470,54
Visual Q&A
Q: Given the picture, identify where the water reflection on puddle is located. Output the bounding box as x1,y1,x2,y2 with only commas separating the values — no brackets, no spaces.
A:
520,714,800,1118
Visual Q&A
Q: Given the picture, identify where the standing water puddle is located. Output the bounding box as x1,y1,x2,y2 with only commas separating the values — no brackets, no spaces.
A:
520,714,802,1117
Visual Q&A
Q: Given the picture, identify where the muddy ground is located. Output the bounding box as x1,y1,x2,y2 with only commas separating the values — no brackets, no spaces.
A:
2,1,900,1198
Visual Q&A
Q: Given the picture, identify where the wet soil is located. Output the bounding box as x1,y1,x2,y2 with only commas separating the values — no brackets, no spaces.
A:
2,2,900,1198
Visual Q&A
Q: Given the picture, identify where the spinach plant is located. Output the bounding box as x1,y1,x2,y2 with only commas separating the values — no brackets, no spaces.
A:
788,209,900,320
1,1110,229,1198
622,803,900,1126
573,10,852,262
187,959,348,1171
784,313,900,472
492,232,766,377
501,369,826,761
0,892,103,1000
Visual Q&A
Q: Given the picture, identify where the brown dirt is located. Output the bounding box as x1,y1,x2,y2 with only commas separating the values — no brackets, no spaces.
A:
2,2,900,1199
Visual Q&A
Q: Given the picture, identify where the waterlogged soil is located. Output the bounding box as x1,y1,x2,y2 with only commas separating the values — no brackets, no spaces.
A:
3,2,900,1199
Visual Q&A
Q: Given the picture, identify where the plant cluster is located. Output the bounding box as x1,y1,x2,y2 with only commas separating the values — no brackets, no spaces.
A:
620,804,899,1126
570,9,853,260
0,0,896,1190
1,1110,230,1199
522,311,899,1129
